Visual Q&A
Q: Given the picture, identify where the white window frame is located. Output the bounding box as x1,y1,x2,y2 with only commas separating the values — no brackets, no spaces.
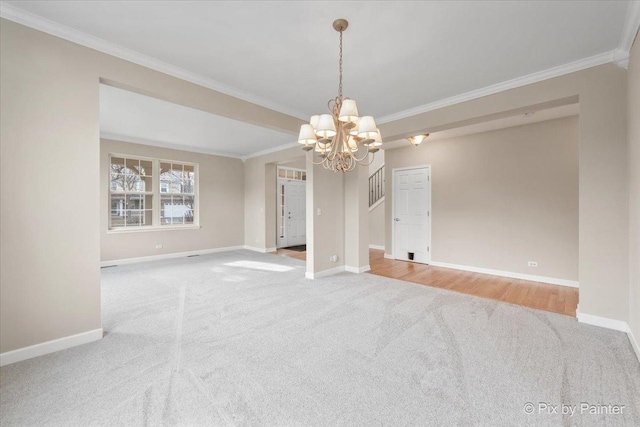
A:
108,153,200,233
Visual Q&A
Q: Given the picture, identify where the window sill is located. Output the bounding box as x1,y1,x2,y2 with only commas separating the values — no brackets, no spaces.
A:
106,225,201,234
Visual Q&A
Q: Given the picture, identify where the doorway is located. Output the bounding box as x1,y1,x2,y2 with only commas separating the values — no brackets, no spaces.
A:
392,166,431,264
277,167,307,249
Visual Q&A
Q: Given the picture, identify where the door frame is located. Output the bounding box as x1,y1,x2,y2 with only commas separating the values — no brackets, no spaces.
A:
391,165,432,263
276,166,307,248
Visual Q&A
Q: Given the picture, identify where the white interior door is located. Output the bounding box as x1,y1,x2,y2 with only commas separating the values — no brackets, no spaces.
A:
393,167,431,263
284,180,306,246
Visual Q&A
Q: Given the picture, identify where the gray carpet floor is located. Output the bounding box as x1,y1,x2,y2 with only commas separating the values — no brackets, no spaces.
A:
1,250,639,426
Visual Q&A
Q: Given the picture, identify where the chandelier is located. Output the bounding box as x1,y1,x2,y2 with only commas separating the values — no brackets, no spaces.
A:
298,19,382,173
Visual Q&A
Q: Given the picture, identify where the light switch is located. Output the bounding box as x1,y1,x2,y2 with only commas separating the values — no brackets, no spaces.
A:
317,208,322,216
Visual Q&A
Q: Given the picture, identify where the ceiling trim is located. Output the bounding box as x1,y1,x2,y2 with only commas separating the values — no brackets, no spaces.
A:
240,142,300,162
100,132,244,159
377,49,618,124
615,0,640,68
0,1,309,121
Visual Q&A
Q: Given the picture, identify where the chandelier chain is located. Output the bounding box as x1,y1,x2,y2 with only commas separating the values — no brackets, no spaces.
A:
338,28,343,99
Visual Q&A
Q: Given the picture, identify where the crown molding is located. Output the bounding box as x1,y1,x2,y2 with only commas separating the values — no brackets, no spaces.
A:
377,50,619,124
618,1,640,56
100,132,244,159
0,1,309,121
240,142,300,162
102,131,300,163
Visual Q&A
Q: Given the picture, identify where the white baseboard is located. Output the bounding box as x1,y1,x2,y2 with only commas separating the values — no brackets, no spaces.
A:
0,328,103,367
345,265,371,274
305,266,345,279
306,264,371,279
576,310,629,332
368,245,385,250
428,260,579,288
244,245,277,253
384,253,394,259
101,245,245,267
576,311,639,363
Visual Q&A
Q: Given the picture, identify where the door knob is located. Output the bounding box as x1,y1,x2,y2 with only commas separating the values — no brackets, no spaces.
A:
394,218,400,222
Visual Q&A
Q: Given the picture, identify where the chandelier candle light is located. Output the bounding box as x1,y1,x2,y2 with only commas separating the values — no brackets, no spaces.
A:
298,19,382,173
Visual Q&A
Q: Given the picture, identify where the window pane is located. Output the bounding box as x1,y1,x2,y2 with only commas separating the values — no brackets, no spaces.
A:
182,179,194,194
169,181,181,193
161,163,182,193
112,174,141,192
110,194,126,227
110,174,125,191
160,162,171,176
278,169,285,178
183,195,195,224
125,210,142,226
184,165,195,181
141,175,153,192
126,194,144,210
125,158,139,175
111,157,125,174
161,195,173,224
139,160,152,176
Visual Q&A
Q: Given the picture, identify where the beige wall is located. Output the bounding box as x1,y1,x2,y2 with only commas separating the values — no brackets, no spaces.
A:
381,63,628,322
369,203,386,248
100,139,244,261
344,162,370,270
628,37,640,345
280,157,307,170
306,157,345,273
0,19,300,355
368,151,386,248
386,117,579,280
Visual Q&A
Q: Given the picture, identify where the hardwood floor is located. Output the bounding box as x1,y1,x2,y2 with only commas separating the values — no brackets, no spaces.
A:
273,248,578,317
275,248,307,261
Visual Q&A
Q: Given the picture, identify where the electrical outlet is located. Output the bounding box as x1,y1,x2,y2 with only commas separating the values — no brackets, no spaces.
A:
317,208,322,216
330,254,338,263
528,261,538,267
155,244,163,249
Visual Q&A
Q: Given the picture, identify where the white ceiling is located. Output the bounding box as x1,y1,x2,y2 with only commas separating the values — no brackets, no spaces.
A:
99,84,294,158
4,1,635,122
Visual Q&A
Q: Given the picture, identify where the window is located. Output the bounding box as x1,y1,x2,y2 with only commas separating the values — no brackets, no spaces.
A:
109,155,198,231
160,162,195,226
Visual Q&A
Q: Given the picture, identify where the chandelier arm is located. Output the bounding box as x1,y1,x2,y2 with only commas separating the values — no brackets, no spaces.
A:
351,149,373,163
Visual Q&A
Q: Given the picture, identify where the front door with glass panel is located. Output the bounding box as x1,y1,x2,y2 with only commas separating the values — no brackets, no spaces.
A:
277,167,307,248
